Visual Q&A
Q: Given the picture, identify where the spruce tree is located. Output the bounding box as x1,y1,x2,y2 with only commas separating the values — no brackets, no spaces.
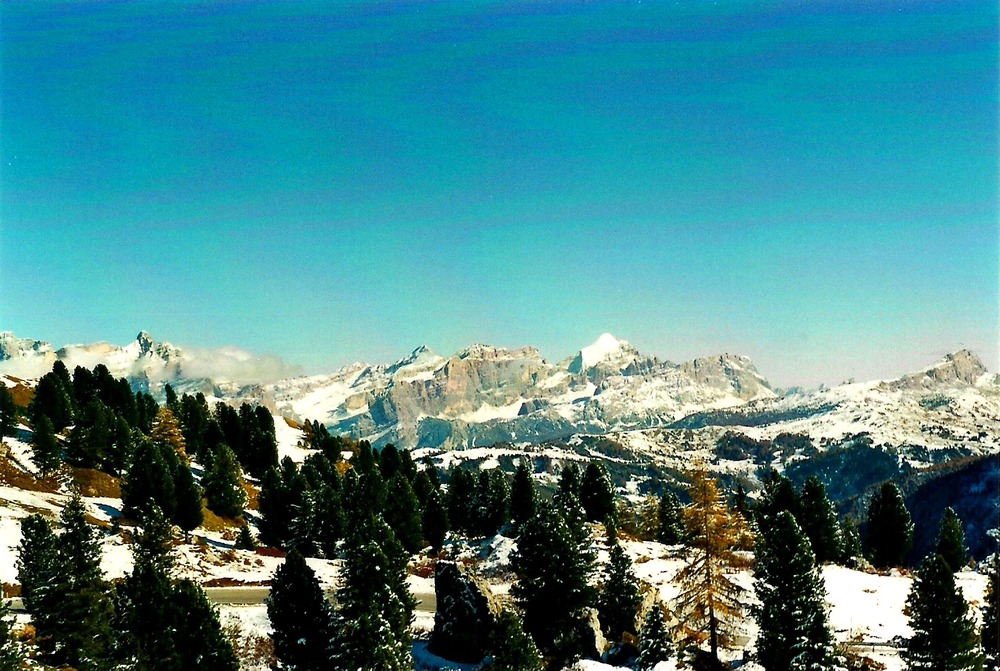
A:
172,579,240,670
16,514,60,618
935,507,969,572
903,553,983,671
66,399,111,469
636,604,673,671
29,370,74,431
0,385,18,438
172,460,203,536
121,439,176,521
314,485,345,558
267,548,335,670
203,443,246,518
385,473,424,553
753,511,835,671
422,488,449,553
674,464,749,663
798,476,842,564
657,490,685,545
235,524,256,551
597,530,642,641
471,468,509,537
511,503,594,663
485,609,544,671
866,482,914,568
446,467,475,535
581,461,615,523
983,556,999,671
755,469,800,531
557,462,582,501
31,414,62,475
840,517,863,567
0,599,22,671
510,459,538,529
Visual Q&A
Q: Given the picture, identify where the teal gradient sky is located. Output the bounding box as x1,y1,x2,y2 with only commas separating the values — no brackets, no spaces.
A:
2,1,997,387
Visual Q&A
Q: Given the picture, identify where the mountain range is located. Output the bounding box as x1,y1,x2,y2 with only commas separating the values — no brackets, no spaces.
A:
2,331,998,454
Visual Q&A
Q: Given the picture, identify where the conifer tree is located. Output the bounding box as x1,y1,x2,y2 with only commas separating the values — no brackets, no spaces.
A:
422,488,449,553
674,464,749,664
0,599,22,671
755,469,801,530
151,407,188,461
122,440,176,520
31,414,62,475
385,473,424,553
511,503,594,663
379,442,402,480
753,511,835,671
29,370,74,431
982,556,999,671
558,462,582,501
0,385,18,438
865,482,914,568
66,399,111,468
16,514,60,618
104,413,134,476
935,507,969,572
235,523,256,550
164,383,179,413
657,490,685,545
172,579,240,671
636,604,673,671
172,460,203,536
485,609,544,671
798,476,842,564
581,461,615,523
446,467,475,535
840,517,863,567
597,529,642,641
510,459,537,529
267,548,335,671
471,468,509,537
333,514,415,671
903,553,983,671
412,468,436,505
203,443,246,518
313,485,345,558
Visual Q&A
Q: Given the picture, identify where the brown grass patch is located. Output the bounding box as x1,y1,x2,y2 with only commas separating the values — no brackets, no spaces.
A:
201,503,242,532
282,416,303,431
243,481,260,511
0,457,60,494
71,468,121,498
2,583,20,598
4,377,34,408
255,546,285,559
14,623,35,644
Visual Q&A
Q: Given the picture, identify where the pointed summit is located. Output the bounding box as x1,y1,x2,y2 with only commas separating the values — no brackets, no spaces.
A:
136,330,156,356
894,349,988,389
568,333,640,374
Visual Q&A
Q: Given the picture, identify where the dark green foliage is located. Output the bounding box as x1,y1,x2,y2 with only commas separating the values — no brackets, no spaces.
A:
755,469,801,529
104,414,134,475
798,476,842,564
657,490,684,545
447,467,475,534
58,493,104,585
510,460,538,529
903,553,983,671
558,462,582,501
203,443,246,518
0,599,22,671
485,609,544,671
581,461,615,523
115,553,178,669
235,524,256,551
753,511,835,671
31,414,62,475
132,503,175,574
171,580,240,671
332,514,415,670
511,503,594,663
314,485,345,558
866,482,914,568
164,383,179,411
122,440,177,521
16,514,60,616
30,369,74,431
177,393,216,464
0,385,17,437
422,489,449,552
267,548,335,671
172,460,203,534
66,399,111,468
239,404,279,479
302,419,344,463
839,517,863,567
412,468,436,505
385,473,424,553
471,468,509,537
597,534,642,641
983,557,999,670
935,507,968,572
135,391,159,434
257,458,307,549
379,443,402,480
636,604,673,671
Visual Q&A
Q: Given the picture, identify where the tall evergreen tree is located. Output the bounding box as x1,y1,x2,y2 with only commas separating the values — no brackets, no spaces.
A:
903,553,983,671
935,507,969,572
164,383,179,413
865,482,914,569
121,440,176,521
172,460,203,536
30,414,62,475
16,514,60,618
798,476,842,564
235,523,256,551
385,473,424,553
422,489,449,553
172,579,240,671
580,461,615,523
753,511,835,671
66,399,111,468
636,604,673,671
151,407,188,461
0,599,22,671
471,468,509,537
983,556,999,671
839,517,863,567
557,462,582,501
314,485,345,558
755,469,800,530
597,530,642,641
267,548,335,671
29,370,74,431
657,490,685,545
446,467,475,535
485,609,544,671
511,503,594,664
0,385,18,438
674,465,749,664
202,443,246,518
510,459,538,529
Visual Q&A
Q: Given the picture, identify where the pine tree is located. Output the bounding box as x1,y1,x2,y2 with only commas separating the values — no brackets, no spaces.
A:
636,604,673,671
935,507,969,572
866,482,914,569
104,413,134,476
29,370,74,431
172,579,240,670
164,383,179,412
511,503,595,663
0,385,18,438
597,530,642,641
840,517,863,567
673,464,749,663
471,468,509,537
755,469,801,530
379,443,402,480
151,407,188,461
267,548,335,670
66,399,111,469
121,439,176,521
314,485,345,558
172,460,203,536
753,511,835,671
203,443,246,518
798,476,842,564
510,459,537,530
30,414,62,475
385,473,424,553
581,461,615,523
235,524,256,550
332,514,415,671
16,514,60,618
983,556,999,671
903,553,983,671
485,609,544,671
422,488,449,553
558,462,582,501
0,599,22,671
446,467,475,535
657,490,685,545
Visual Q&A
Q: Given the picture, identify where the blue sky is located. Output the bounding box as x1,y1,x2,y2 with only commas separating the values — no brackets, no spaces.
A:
2,1,996,387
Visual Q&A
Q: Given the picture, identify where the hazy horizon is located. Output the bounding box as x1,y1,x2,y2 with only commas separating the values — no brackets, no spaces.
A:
2,2,997,389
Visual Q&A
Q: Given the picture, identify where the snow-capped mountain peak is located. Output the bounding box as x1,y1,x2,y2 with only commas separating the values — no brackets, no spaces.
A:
567,333,640,374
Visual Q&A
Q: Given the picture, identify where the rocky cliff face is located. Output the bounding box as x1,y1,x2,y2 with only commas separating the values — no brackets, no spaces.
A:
892,349,989,390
